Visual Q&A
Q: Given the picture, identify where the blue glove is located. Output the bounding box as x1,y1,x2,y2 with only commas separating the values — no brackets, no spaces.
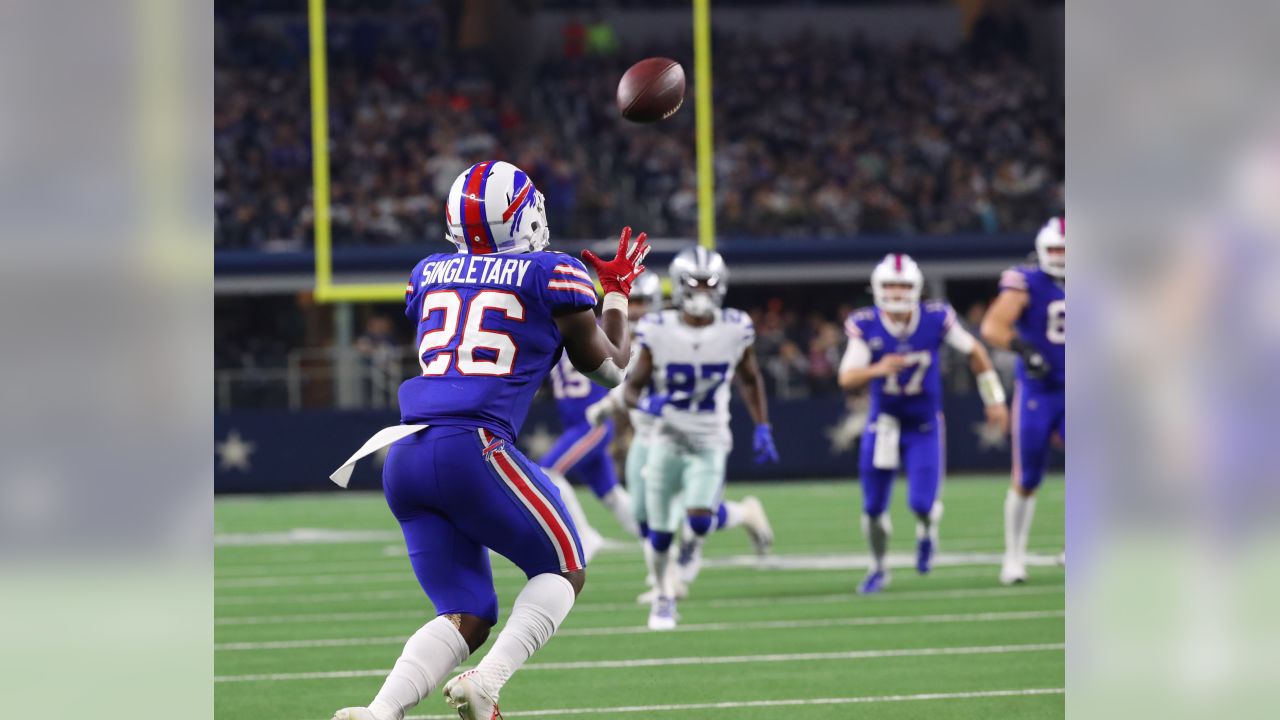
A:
753,423,780,464
639,393,669,417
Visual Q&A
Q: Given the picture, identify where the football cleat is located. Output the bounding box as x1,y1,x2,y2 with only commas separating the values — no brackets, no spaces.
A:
443,669,502,720
331,709,378,720
857,569,890,595
1000,557,1028,585
916,537,934,575
741,496,774,556
648,595,678,631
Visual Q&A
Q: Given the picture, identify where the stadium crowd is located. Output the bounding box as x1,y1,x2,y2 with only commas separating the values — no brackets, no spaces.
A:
215,5,1063,250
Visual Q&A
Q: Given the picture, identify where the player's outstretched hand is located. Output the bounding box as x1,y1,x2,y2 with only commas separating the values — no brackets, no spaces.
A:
753,423,780,464
874,353,910,377
985,402,1010,435
581,226,651,297
639,392,669,417
585,393,621,427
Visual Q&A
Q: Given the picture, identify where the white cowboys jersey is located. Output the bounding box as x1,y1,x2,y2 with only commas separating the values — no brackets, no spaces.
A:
636,308,756,449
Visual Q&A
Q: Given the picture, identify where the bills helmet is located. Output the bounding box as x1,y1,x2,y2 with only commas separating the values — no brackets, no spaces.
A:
669,245,728,318
445,160,549,254
1035,216,1066,278
870,253,924,314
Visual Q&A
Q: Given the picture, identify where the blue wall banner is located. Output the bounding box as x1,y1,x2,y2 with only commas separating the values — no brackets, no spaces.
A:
215,396,1061,494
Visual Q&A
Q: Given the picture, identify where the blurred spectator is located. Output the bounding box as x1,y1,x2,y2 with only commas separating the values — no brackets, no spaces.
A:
766,341,812,399
215,9,1063,249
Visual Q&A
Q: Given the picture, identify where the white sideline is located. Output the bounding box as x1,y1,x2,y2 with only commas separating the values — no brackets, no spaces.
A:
215,642,1064,682
216,609,1064,651
215,584,1065,625
397,687,1066,719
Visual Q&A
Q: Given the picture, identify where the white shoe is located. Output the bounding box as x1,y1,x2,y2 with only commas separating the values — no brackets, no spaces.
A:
741,496,774,556
332,709,379,720
1000,556,1028,585
443,669,501,720
648,595,678,631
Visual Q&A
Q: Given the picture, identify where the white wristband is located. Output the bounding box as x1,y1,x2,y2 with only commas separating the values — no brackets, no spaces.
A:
977,369,1006,406
602,292,627,315
583,357,626,389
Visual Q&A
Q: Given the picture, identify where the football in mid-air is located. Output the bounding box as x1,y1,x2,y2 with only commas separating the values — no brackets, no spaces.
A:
617,58,686,123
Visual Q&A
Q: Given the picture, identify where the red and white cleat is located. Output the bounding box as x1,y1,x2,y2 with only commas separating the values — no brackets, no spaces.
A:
443,669,502,720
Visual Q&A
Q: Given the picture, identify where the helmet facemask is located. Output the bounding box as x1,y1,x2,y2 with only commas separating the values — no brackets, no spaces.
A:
678,274,723,318
873,280,921,314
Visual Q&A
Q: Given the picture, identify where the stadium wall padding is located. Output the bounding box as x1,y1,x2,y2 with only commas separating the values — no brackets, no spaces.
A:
215,395,1061,494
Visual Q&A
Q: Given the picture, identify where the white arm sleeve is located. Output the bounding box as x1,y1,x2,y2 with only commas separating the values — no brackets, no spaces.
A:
944,323,977,354
839,337,872,373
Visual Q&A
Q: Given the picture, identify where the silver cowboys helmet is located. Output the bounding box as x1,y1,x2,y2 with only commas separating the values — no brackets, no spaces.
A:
669,245,728,318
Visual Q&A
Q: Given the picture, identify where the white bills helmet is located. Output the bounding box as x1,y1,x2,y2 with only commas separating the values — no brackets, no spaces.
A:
445,160,549,254
870,253,924,314
669,245,728,318
1035,216,1066,278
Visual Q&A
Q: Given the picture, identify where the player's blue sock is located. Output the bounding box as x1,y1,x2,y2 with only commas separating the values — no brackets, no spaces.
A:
649,530,674,553
715,503,729,529
687,513,714,536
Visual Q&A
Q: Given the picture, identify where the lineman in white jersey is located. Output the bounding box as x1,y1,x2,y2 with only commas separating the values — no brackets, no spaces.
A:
621,246,780,630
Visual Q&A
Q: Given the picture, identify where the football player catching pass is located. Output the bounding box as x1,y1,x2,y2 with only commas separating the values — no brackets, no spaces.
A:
621,246,779,630
981,217,1065,585
839,253,1009,594
329,160,650,720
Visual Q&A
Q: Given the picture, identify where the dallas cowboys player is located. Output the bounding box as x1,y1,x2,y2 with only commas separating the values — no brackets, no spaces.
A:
839,253,1009,594
329,160,650,720
621,246,779,630
981,217,1065,585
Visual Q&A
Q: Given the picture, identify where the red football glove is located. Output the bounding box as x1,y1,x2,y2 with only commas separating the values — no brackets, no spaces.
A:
581,226,651,297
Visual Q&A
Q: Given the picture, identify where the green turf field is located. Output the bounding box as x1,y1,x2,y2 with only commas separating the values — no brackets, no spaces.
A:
215,476,1064,719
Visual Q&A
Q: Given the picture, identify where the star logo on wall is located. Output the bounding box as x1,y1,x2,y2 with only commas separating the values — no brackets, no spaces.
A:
217,429,256,472
971,421,1009,451
519,423,558,460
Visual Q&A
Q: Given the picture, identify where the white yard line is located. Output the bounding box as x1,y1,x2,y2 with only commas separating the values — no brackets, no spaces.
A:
398,687,1065,719
216,609,1063,651
216,584,1064,624
217,642,1063,682
215,551,1064,588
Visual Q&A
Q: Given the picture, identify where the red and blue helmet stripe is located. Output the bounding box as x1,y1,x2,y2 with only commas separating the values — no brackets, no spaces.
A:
459,161,497,255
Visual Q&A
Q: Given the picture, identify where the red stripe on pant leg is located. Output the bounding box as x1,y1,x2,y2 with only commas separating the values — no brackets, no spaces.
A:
493,449,581,571
1011,384,1022,486
553,424,607,474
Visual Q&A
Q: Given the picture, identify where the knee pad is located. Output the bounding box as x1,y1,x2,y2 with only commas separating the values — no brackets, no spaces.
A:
648,530,675,553
687,513,714,536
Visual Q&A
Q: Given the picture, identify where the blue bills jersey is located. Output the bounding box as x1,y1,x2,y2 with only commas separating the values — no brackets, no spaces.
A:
548,353,608,428
398,251,598,441
844,301,959,427
1000,265,1066,391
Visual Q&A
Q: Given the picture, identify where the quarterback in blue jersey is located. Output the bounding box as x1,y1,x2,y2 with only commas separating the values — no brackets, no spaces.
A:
329,160,650,720
982,217,1066,585
839,254,1009,594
